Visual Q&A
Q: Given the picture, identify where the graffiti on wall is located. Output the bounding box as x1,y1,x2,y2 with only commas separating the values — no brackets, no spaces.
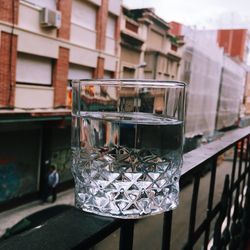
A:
0,157,36,202
50,148,72,182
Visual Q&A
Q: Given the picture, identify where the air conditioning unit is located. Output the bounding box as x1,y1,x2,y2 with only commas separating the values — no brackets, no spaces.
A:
40,8,61,28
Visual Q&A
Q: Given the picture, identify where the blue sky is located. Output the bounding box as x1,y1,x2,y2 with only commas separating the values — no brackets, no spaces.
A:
123,0,250,29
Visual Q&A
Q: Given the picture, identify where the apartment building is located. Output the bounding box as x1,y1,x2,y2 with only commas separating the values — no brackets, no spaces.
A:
217,29,250,117
119,7,184,81
0,0,121,207
170,23,249,139
132,8,184,81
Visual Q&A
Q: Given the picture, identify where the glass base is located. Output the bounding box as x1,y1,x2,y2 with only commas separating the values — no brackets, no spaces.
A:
74,181,180,219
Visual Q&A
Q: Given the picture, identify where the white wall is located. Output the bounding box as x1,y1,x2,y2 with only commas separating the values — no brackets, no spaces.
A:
69,45,97,67
22,0,56,9
17,29,58,58
70,24,96,49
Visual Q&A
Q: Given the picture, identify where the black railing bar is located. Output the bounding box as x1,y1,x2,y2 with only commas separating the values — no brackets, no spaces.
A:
161,210,173,250
240,138,247,207
119,220,135,250
181,126,250,178
228,169,249,219
204,157,217,248
182,154,243,249
225,169,250,221
192,202,221,245
230,144,239,189
241,137,250,207
186,174,200,248
227,144,238,228
237,138,244,187
206,210,229,250
193,168,250,248
231,167,249,191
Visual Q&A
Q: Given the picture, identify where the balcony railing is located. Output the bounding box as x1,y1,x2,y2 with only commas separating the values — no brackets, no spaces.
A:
0,126,250,250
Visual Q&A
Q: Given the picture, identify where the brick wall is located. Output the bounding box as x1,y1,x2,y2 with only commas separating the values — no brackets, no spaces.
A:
217,29,247,62
0,32,17,108
169,21,182,36
0,0,19,24
57,0,72,40
0,0,19,108
231,29,247,61
94,57,105,78
53,47,69,107
96,0,108,51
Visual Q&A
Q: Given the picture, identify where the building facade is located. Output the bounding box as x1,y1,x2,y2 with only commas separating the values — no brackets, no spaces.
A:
119,8,184,81
0,0,121,207
217,29,250,119
172,23,249,138
119,6,146,79
132,8,184,81
216,55,246,130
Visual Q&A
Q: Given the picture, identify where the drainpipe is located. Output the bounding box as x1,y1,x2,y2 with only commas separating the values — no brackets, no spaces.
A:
153,52,159,79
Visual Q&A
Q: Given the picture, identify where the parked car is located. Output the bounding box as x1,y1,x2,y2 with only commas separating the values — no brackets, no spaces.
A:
0,204,74,242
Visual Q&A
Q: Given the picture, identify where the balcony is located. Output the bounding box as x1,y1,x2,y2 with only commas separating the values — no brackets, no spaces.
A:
0,126,249,250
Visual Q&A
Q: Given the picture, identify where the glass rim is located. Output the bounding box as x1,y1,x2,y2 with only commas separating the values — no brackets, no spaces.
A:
71,79,186,88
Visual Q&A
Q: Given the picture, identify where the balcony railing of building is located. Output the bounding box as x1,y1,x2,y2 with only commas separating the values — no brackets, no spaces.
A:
0,126,250,250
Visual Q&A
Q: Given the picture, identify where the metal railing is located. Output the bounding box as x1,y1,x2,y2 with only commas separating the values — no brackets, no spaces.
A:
0,126,250,250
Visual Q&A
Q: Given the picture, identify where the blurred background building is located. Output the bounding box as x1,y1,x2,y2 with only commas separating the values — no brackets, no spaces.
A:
171,22,249,149
0,0,121,208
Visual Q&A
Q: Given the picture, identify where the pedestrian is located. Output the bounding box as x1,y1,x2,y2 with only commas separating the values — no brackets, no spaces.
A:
43,165,59,203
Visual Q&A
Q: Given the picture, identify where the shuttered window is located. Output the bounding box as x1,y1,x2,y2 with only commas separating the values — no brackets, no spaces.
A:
106,14,116,38
148,30,163,50
72,0,96,30
16,53,52,85
68,63,93,80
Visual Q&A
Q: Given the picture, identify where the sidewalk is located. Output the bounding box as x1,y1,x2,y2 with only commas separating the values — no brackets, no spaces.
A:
0,189,75,237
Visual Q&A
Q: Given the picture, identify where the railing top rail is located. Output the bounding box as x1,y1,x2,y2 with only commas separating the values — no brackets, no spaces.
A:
182,126,250,178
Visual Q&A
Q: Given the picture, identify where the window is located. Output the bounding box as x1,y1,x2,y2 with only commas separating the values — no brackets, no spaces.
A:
125,20,138,33
68,63,93,80
71,0,96,30
16,53,52,85
148,30,163,50
106,14,116,38
123,67,135,79
171,44,178,52
104,71,114,79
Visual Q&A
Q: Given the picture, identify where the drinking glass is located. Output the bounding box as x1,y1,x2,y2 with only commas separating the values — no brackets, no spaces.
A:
71,80,186,219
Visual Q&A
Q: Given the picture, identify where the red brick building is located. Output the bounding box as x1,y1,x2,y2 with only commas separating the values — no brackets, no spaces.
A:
0,0,121,208
217,29,248,63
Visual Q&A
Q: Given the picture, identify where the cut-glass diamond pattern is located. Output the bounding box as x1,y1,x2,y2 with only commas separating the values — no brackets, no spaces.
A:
73,147,181,218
